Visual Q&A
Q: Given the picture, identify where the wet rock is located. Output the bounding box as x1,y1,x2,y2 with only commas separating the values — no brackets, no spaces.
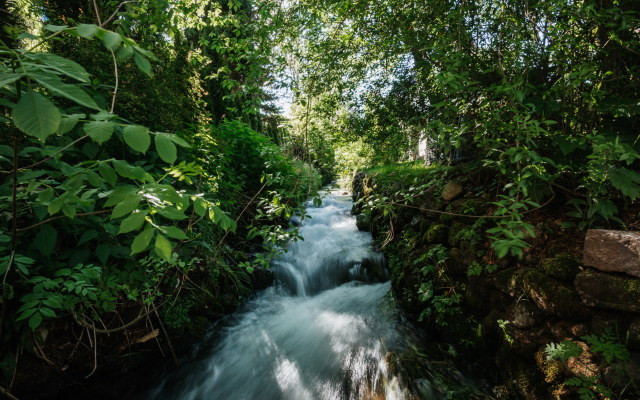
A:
583,229,640,278
575,271,640,313
494,268,531,298
423,224,448,245
442,181,464,202
523,270,590,319
562,341,599,379
506,300,540,329
250,267,274,290
410,215,425,228
356,214,369,231
540,254,582,281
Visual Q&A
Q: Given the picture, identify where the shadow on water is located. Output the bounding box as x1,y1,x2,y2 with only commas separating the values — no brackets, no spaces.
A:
127,190,494,400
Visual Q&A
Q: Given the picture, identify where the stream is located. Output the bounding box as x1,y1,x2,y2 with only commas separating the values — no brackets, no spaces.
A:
141,190,489,400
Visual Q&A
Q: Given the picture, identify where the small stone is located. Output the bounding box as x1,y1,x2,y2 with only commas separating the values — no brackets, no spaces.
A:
442,181,464,202
575,271,640,313
583,229,640,278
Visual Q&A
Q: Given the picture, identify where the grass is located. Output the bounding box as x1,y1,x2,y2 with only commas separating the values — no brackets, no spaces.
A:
363,160,454,185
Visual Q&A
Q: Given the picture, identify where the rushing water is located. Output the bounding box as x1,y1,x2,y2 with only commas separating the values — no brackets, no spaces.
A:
144,190,488,400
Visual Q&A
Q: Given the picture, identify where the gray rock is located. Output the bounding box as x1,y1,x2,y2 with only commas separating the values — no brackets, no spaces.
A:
583,229,640,278
575,271,640,313
410,215,425,228
506,300,539,329
442,181,464,202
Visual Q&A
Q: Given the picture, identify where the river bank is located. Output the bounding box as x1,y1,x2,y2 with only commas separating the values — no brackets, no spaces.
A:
350,162,640,399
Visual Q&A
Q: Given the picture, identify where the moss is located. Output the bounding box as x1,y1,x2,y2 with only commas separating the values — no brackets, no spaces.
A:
419,219,432,234
448,223,466,247
540,254,582,281
523,270,589,319
423,224,448,245
535,347,563,384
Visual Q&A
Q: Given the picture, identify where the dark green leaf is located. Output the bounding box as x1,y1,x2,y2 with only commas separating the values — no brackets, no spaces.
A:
110,193,143,219
194,198,207,216
103,32,122,51
77,230,98,246
155,134,177,164
34,225,57,257
84,121,114,145
118,210,148,234
28,312,42,330
12,90,61,141
134,52,151,77
158,226,188,240
98,162,118,185
95,244,110,265
85,170,103,187
105,186,137,206
131,227,154,254
154,234,172,260
156,206,187,220
39,307,56,318
123,125,150,153
113,160,134,178
77,24,98,39
30,73,99,109
29,52,90,82
57,114,85,134
0,73,24,88
38,188,54,203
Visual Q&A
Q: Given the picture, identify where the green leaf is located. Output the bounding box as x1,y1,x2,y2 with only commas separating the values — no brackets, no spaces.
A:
29,52,90,82
118,210,148,234
98,162,118,185
103,32,122,51
105,186,137,206
43,24,68,32
39,307,56,318
610,167,640,200
61,203,76,218
134,52,152,77
123,125,150,153
48,197,64,215
56,114,85,134
154,234,172,260
29,73,99,109
194,198,207,216
158,226,188,240
155,134,177,164
16,308,36,321
167,134,191,148
34,225,57,257
110,194,143,219
85,169,103,187
12,90,61,141
132,167,146,181
131,227,155,254
84,121,114,145
28,312,42,330
156,206,187,220
0,73,24,88
38,188,54,203
42,299,61,309
77,230,98,246
95,244,110,265
209,206,223,223
117,44,134,60
77,23,98,39
16,32,38,40
90,110,115,121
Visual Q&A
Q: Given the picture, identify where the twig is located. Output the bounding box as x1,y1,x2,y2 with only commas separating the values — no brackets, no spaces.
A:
100,1,137,28
152,300,179,367
16,210,112,233
85,322,98,378
0,385,20,400
92,0,102,26
72,299,168,334
109,51,118,114
0,135,90,174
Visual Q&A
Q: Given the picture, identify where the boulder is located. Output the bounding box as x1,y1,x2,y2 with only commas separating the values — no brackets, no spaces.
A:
575,271,640,313
423,224,448,245
539,254,582,281
506,300,540,329
442,181,464,202
523,270,590,319
356,214,369,231
494,268,531,298
562,341,600,379
583,229,640,278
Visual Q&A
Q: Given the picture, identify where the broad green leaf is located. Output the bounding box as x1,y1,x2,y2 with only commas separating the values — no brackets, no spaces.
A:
28,311,42,330
33,224,57,257
61,203,76,218
110,193,143,219
610,167,640,200
132,167,146,181
104,186,137,206
158,226,188,240
209,206,223,223
78,230,98,246
194,198,207,216
12,90,61,141
30,73,99,109
30,52,90,82
103,32,122,51
118,210,149,234
43,298,62,309
48,197,64,215
113,160,134,178
90,110,115,121
77,24,98,39
117,44,134,60
154,234,172,260
84,121,114,145
95,244,110,265
38,188,54,202
85,170,103,187
167,134,191,148
131,227,155,254
156,206,187,220
155,134,177,164
98,162,118,185
0,73,24,88
123,125,150,153
43,24,68,32
16,32,38,40
57,114,85,134
134,52,151,77
145,184,181,203
16,309,36,321
39,307,56,318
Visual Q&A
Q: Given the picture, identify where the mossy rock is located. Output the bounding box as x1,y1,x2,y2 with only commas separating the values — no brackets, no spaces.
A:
523,270,590,319
494,268,530,298
423,224,448,245
540,254,582,281
496,346,551,400
419,219,432,234
534,347,564,384
575,271,640,313
448,223,466,247
356,214,369,231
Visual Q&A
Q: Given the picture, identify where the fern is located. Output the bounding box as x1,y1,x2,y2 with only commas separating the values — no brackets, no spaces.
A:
545,340,583,362
610,167,640,200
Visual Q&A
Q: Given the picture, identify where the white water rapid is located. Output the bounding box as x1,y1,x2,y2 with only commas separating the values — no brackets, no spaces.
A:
144,190,488,400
